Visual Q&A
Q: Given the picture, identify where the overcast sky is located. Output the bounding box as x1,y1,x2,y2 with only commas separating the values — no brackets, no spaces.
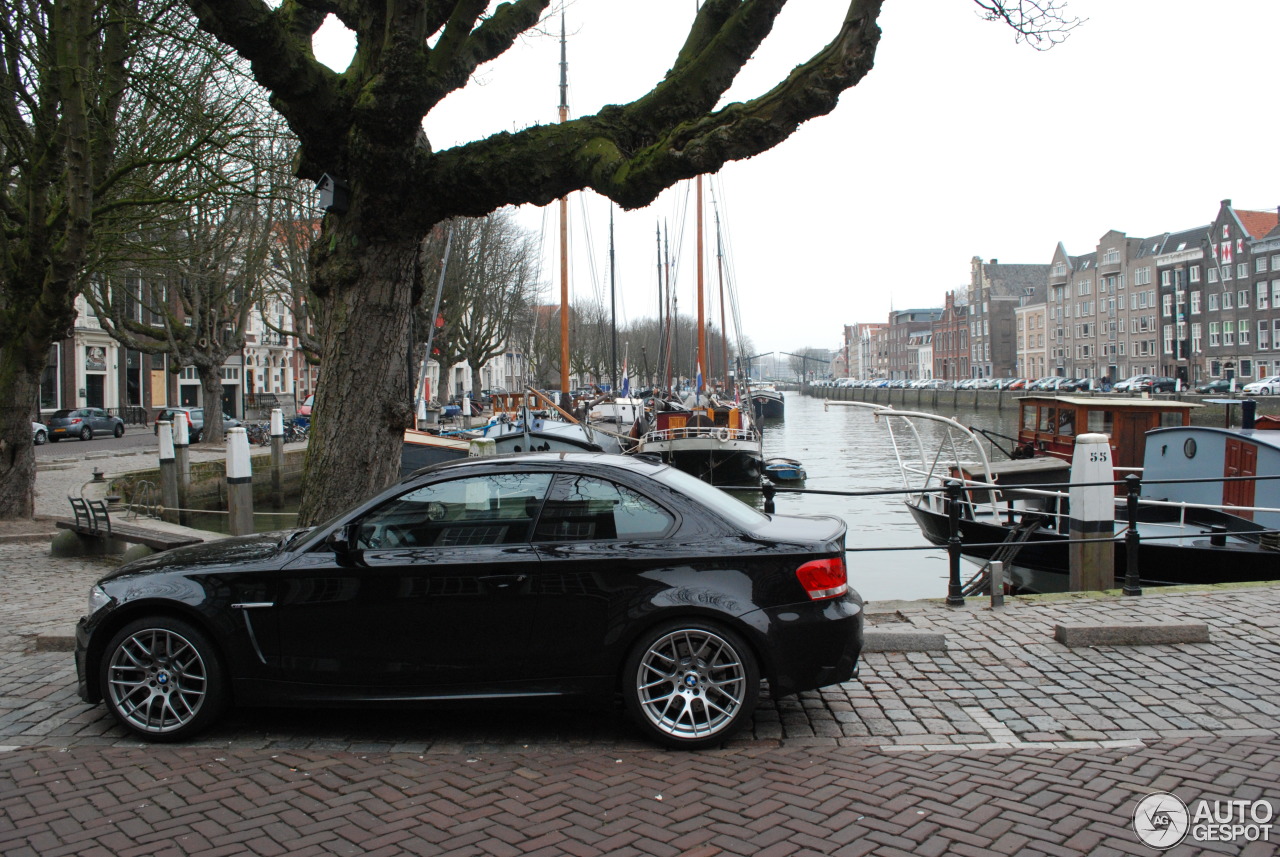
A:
314,0,1280,359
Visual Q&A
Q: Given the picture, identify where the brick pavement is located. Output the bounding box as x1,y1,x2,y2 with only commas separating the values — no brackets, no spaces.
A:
3,540,1280,853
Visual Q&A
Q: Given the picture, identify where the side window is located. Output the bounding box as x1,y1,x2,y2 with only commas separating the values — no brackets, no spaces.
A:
535,475,674,542
357,472,552,549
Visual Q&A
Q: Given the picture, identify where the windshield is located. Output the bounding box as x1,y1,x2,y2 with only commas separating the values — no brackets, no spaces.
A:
648,464,769,530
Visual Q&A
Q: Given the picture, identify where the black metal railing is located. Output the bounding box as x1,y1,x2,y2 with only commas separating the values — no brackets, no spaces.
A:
737,471,1280,607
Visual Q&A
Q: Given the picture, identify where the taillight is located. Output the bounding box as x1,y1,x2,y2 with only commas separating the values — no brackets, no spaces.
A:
796,557,847,601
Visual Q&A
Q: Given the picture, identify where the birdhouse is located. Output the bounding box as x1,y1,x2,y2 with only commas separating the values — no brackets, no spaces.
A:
315,173,351,215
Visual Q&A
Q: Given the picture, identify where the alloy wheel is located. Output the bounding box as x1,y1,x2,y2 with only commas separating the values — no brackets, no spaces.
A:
106,626,210,735
632,626,753,743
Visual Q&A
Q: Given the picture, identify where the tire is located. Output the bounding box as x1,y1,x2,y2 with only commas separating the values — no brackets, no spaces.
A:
100,616,227,741
622,619,759,750
34,430,46,445
113,423,124,438
79,426,92,441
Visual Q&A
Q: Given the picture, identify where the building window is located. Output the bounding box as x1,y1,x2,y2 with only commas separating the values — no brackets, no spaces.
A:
1208,293,1219,311
1191,291,1201,313
1239,322,1250,346
1209,322,1220,347
1238,263,1249,279
1223,320,1234,346
1238,289,1249,308
1162,293,1173,315
1208,268,1218,284
1163,326,1174,355
1259,283,1270,310
1257,257,1269,274
1189,266,1200,283
1192,323,1202,353
1135,267,1152,285
1222,291,1233,310
1260,321,1271,350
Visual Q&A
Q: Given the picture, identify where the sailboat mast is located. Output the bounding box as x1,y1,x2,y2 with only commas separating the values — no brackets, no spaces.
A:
558,14,571,399
696,175,706,400
716,206,729,397
609,208,617,395
655,223,663,390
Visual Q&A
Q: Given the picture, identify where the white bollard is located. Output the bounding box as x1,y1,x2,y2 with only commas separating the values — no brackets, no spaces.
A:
469,437,496,457
270,408,285,507
157,421,178,524
226,427,254,536
173,413,191,525
1069,432,1115,591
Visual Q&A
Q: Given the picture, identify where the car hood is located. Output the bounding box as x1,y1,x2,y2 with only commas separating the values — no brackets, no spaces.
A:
99,530,294,580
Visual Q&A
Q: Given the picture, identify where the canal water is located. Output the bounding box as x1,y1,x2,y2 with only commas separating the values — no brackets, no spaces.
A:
756,392,1020,603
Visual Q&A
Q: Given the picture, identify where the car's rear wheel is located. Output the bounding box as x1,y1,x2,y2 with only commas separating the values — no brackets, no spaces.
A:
79,426,92,441
100,617,227,741
113,423,124,438
34,430,46,445
623,619,759,750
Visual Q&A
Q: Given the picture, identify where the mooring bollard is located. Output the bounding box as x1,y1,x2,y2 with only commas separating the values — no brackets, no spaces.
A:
1068,433,1115,591
945,479,964,607
227,427,253,536
990,560,1005,608
173,413,191,526
1123,473,1142,596
270,408,284,509
157,421,179,524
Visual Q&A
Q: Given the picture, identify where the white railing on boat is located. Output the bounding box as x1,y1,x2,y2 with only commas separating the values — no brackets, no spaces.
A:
641,427,757,444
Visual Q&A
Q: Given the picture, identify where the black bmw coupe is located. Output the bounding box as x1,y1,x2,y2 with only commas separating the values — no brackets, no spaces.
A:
76,453,862,749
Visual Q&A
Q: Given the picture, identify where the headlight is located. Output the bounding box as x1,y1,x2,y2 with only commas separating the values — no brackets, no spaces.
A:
87,585,113,617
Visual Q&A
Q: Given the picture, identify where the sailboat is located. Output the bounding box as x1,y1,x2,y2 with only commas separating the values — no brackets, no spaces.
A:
633,177,763,484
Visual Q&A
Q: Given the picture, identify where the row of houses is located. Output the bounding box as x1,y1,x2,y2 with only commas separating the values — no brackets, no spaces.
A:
39,292,530,424
834,200,1280,386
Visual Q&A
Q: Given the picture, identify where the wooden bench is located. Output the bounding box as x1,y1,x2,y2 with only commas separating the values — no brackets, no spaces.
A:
54,497,203,552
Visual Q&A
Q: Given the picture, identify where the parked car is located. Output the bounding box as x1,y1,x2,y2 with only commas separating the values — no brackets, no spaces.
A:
32,422,47,445
46,408,125,442
1113,374,1175,393
74,453,863,749
153,407,242,443
1194,379,1234,394
1243,376,1280,395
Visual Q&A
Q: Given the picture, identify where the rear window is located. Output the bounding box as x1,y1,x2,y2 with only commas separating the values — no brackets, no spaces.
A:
51,409,74,418
648,465,769,529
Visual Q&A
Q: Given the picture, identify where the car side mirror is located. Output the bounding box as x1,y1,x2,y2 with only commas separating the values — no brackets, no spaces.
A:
326,523,356,554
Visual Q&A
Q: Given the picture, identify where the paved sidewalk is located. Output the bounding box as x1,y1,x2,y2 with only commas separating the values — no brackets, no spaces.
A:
1,538,1279,854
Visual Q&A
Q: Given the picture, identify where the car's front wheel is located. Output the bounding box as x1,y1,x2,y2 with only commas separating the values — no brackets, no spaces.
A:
622,619,759,750
100,617,228,741
113,423,124,438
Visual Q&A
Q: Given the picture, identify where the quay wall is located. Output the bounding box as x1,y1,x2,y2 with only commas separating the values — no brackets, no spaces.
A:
804,384,1280,426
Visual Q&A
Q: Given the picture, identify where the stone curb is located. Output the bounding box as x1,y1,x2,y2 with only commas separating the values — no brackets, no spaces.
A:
862,629,946,652
1053,622,1211,647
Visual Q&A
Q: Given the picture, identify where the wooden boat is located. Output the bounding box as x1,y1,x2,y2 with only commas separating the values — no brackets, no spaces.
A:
750,385,785,420
850,398,1280,593
635,404,762,485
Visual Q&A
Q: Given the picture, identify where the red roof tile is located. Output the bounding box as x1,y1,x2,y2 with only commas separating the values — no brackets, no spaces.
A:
1237,209,1279,240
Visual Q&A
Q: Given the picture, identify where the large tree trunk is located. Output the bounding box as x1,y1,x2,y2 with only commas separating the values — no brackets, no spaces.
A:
0,357,42,519
297,239,418,525
198,364,226,444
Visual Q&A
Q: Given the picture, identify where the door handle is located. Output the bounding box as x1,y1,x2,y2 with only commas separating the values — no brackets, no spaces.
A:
479,574,528,590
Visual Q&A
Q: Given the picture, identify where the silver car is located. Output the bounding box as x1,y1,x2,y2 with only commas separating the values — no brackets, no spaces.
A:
47,408,125,442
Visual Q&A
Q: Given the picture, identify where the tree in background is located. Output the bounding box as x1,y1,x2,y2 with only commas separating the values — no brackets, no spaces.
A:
0,0,263,517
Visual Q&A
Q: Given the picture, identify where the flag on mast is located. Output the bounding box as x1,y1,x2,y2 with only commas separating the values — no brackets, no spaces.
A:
696,362,703,403
620,356,630,397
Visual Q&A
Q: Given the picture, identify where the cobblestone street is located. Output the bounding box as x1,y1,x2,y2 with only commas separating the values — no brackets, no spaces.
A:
3,525,1280,854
